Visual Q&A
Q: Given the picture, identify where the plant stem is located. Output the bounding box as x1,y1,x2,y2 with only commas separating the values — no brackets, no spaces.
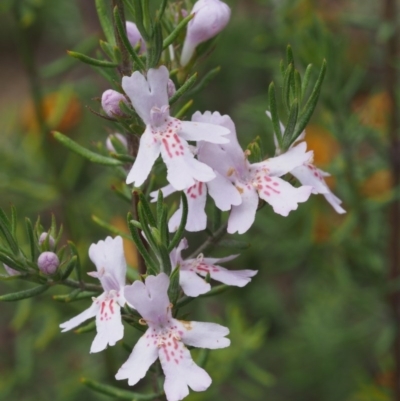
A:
61,279,102,292
384,1,400,400
188,223,228,259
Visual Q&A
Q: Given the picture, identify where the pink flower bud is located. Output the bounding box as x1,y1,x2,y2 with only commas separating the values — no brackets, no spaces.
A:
101,90,128,117
4,264,20,276
38,232,55,249
181,0,231,66
38,252,59,275
167,79,176,98
106,133,128,153
126,21,146,54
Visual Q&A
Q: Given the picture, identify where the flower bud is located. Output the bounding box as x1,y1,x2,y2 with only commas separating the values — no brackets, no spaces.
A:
126,21,146,54
167,79,176,98
38,252,59,275
181,0,231,66
101,90,128,117
4,264,20,276
106,133,128,153
38,232,55,249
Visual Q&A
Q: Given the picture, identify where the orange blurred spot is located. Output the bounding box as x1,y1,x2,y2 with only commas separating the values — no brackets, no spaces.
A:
23,91,82,133
305,124,340,166
361,169,392,200
312,209,345,243
352,92,392,133
110,216,138,268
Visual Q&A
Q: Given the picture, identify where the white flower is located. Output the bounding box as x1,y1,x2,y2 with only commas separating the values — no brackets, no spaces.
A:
266,112,346,214
192,111,314,234
122,66,230,190
59,236,127,353
169,238,257,297
116,273,230,401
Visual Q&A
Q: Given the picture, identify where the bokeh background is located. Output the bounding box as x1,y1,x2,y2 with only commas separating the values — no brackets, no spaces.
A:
0,0,396,400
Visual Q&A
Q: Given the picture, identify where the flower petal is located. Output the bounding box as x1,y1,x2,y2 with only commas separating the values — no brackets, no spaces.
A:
227,186,259,234
179,320,230,349
197,264,257,287
160,341,212,401
291,164,330,194
88,236,127,291
323,192,346,214
179,270,211,297
126,126,161,186
150,185,177,203
122,66,169,124
60,301,99,332
115,328,158,385
179,121,229,144
192,111,245,170
124,273,171,325
161,141,215,190
207,171,242,211
90,298,124,353
257,142,313,177
170,238,188,268
257,177,312,216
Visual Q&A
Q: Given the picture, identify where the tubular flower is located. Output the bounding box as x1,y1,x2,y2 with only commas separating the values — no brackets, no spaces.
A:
60,236,127,353
267,112,346,214
116,273,230,401
126,21,146,54
181,0,231,66
192,111,313,234
122,66,230,190
170,238,257,297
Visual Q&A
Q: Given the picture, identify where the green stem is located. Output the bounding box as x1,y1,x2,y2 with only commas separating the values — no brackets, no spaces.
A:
188,223,228,259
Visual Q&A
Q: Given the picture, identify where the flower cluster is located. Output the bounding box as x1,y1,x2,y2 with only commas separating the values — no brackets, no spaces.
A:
60,236,253,400
56,1,346,400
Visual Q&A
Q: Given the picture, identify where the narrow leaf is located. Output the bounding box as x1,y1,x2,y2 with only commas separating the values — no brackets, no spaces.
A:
75,320,96,334
282,99,299,150
168,266,180,306
0,285,49,302
25,218,37,262
52,132,123,166
268,82,283,149
113,6,146,71
301,64,313,98
67,51,119,68
188,66,220,96
60,255,77,280
169,73,198,105
168,193,188,251
95,0,115,44
163,13,194,49
292,60,327,143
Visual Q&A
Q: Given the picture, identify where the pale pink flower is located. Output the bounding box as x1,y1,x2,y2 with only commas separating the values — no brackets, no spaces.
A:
192,111,313,234
38,251,59,275
101,89,128,117
116,273,230,401
126,21,146,54
266,112,346,214
122,66,230,190
170,238,257,297
60,236,127,353
150,161,241,232
181,0,231,66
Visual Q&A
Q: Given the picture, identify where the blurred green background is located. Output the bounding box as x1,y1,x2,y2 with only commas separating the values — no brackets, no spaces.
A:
0,0,396,400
